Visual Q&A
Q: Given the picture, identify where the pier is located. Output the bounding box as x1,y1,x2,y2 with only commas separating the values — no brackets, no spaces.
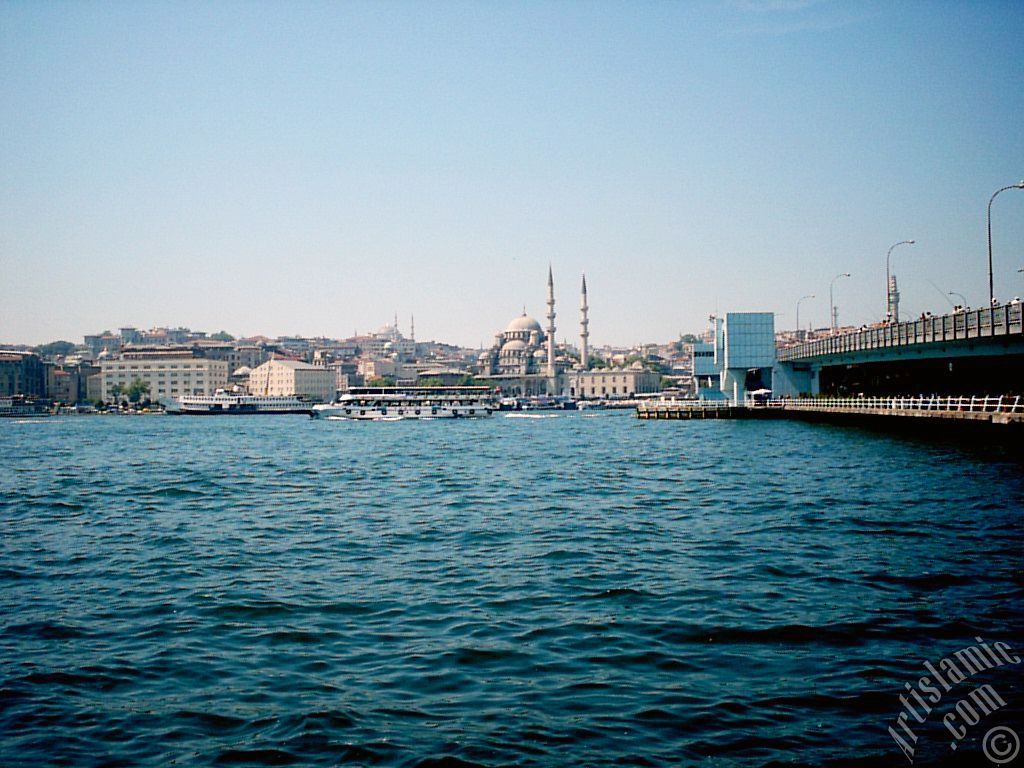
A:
637,396,1024,430
635,401,779,420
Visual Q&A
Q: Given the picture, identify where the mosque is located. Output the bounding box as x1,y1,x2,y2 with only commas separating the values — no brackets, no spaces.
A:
477,267,590,396
477,268,661,399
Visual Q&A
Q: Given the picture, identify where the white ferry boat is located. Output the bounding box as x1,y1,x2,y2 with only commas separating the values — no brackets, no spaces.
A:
311,386,496,420
0,396,51,418
168,391,316,415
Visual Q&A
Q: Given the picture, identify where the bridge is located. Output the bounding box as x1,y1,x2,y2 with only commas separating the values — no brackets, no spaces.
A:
774,303,1024,396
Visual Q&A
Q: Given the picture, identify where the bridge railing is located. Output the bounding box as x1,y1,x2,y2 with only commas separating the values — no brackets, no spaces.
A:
778,303,1023,362
778,395,1023,414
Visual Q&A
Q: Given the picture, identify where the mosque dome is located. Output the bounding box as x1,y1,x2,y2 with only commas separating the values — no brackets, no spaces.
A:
505,314,543,334
233,366,252,377
501,340,528,353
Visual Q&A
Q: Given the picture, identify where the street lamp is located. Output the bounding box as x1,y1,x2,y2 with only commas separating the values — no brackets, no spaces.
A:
987,181,1024,306
948,291,967,308
796,294,814,341
885,240,915,322
829,273,851,332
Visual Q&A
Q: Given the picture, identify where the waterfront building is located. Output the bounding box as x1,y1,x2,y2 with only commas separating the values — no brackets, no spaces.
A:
716,312,776,401
45,364,78,404
567,365,661,399
689,313,778,402
690,341,721,398
86,372,103,403
248,358,335,402
99,356,228,402
0,350,45,397
75,362,100,403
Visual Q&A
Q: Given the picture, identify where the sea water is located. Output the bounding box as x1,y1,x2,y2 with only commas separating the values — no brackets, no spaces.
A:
1,413,1021,766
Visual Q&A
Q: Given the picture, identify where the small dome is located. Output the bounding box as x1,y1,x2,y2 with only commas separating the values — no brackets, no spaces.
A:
505,314,543,334
501,340,528,353
533,349,546,358
233,366,252,376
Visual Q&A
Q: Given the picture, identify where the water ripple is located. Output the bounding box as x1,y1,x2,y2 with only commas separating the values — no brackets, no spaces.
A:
0,413,1021,767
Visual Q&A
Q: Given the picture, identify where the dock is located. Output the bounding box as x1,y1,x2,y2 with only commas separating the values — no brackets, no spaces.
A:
635,401,780,420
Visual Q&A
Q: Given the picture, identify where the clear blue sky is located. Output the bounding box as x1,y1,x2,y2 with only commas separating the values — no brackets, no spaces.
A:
2,0,1023,347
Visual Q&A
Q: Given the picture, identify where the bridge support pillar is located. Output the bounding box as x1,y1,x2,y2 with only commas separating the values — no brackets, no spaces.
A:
774,361,819,398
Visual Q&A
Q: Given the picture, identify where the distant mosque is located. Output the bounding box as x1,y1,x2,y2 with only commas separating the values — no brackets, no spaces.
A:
477,267,660,399
477,267,591,396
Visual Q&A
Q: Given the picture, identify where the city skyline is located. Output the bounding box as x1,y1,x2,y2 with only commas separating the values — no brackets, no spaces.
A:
2,1,1023,347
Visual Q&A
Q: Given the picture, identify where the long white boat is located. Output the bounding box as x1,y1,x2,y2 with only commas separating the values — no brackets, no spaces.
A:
311,386,496,420
167,391,315,415
0,396,51,418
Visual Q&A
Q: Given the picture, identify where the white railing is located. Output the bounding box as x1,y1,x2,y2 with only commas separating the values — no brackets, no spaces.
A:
637,395,1024,416
638,399,737,412
779,395,1023,414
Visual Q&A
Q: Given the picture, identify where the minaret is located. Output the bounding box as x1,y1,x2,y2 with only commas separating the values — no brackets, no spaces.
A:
546,266,557,384
410,315,415,343
579,273,589,371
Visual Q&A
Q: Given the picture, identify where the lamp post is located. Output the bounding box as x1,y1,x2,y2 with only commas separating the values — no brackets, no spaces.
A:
796,294,814,341
829,273,851,332
987,182,1024,306
948,291,967,308
885,240,915,321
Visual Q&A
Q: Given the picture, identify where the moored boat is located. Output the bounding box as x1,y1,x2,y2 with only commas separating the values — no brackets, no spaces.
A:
168,391,316,415
0,396,52,417
311,386,496,420
499,395,578,411
519,395,577,411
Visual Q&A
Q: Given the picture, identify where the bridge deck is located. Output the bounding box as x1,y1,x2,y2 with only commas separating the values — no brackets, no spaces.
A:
777,304,1023,362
